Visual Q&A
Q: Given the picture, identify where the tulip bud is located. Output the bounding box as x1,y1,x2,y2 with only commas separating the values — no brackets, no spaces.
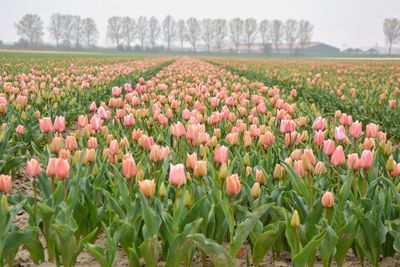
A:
1,194,7,211
246,166,251,177
386,156,396,172
255,169,266,185
321,192,334,208
273,164,284,180
243,152,251,166
383,141,393,156
159,182,167,198
184,190,191,207
92,164,99,176
251,182,261,198
301,130,309,142
21,111,27,121
291,210,300,227
218,162,228,180
72,150,82,165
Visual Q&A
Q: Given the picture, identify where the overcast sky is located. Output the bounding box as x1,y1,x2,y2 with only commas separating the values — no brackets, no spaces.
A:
0,0,399,48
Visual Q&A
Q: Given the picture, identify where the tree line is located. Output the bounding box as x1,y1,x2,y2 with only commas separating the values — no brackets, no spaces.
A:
12,14,400,54
13,14,313,53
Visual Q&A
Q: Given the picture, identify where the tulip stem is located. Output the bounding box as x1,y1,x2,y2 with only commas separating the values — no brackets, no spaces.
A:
336,167,340,193
326,207,331,225
33,176,37,211
51,177,55,192
353,170,358,204
293,226,297,252
128,179,132,194
363,169,367,197
232,195,235,220
62,179,67,203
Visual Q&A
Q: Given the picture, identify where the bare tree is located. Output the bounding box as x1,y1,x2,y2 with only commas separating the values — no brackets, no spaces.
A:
201,19,214,52
107,16,123,49
81,18,98,48
148,16,160,49
285,19,298,55
259,19,270,47
15,14,44,46
122,17,135,49
297,20,313,53
186,17,201,52
177,19,186,51
229,18,243,53
162,15,176,50
73,16,82,48
383,18,400,55
270,20,284,54
213,19,228,52
244,18,257,53
49,13,63,47
60,15,75,48
136,16,148,49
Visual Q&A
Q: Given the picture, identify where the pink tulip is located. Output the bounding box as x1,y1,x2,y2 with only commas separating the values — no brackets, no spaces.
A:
186,153,198,170
280,119,296,133
66,136,78,151
124,114,135,127
169,164,186,186
171,122,186,137
214,146,229,164
112,86,122,97
46,158,57,177
90,115,102,131
55,158,70,180
16,125,25,135
347,153,361,171
349,121,362,139
109,140,119,155
26,159,41,177
53,116,66,133
39,117,53,133
0,175,12,194
122,155,137,179
331,146,345,166
360,150,373,169
77,115,88,128
366,123,379,138
313,130,325,145
226,174,241,195
90,102,97,111
323,140,336,156
334,126,346,142
312,117,327,131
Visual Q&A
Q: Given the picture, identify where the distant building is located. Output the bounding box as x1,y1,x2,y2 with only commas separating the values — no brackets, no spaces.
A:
365,48,379,55
341,48,364,55
216,42,340,55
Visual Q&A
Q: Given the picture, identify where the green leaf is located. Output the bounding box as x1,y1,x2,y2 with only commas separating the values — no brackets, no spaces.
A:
292,229,327,267
253,227,279,267
85,243,108,267
229,203,274,257
282,162,313,207
319,225,337,267
52,223,77,267
335,216,358,267
188,233,235,267
139,236,162,267
165,218,203,267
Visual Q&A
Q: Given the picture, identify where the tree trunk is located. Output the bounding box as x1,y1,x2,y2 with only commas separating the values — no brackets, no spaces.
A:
389,40,392,55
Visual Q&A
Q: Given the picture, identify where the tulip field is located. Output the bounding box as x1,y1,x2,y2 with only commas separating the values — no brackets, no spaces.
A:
1,53,400,267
